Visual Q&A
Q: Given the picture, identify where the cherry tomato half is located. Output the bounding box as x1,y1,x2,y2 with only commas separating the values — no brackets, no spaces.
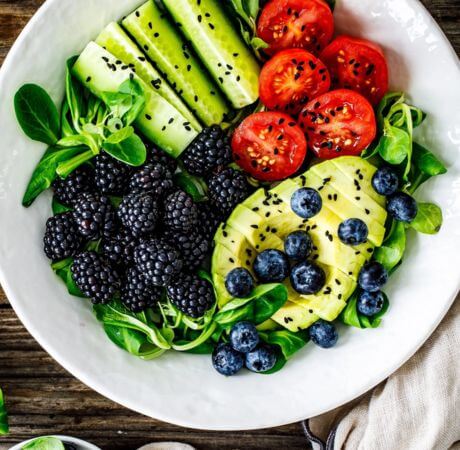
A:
320,35,389,106
259,49,331,114
298,89,377,159
232,112,307,181
257,0,334,56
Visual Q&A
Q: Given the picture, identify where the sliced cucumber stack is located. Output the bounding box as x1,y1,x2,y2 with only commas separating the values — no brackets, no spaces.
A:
122,0,230,127
161,0,260,109
72,42,198,157
95,22,201,132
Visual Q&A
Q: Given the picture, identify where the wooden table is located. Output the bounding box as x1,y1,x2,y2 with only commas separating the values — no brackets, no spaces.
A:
0,1,458,449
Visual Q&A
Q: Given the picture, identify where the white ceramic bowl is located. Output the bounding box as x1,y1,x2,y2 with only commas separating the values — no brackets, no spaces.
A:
9,436,100,450
0,0,459,431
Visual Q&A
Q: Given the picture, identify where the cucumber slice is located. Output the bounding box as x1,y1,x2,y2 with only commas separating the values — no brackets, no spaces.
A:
162,0,260,109
95,22,201,132
72,42,198,157
122,1,230,126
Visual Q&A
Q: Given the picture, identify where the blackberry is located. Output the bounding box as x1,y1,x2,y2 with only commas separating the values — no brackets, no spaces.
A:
182,125,232,176
164,229,210,270
71,251,120,304
118,193,160,237
163,190,198,232
208,168,250,215
94,152,133,195
148,146,178,173
52,165,94,206
197,202,222,240
166,273,215,318
101,229,137,267
134,239,183,286
43,212,82,261
121,267,162,312
129,162,174,196
73,193,116,239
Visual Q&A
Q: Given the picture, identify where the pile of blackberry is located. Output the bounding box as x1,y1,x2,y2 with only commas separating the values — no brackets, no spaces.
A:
43,128,251,318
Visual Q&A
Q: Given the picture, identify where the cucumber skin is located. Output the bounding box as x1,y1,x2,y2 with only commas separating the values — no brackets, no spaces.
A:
72,42,198,157
95,22,201,132
122,0,230,127
161,0,260,109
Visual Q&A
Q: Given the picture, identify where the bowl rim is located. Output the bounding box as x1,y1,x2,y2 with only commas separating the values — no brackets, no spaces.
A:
7,435,101,450
0,0,459,431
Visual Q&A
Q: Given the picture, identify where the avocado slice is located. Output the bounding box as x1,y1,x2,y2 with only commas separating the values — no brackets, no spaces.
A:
331,156,386,207
272,301,319,332
95,22,201,131
311,161,387,225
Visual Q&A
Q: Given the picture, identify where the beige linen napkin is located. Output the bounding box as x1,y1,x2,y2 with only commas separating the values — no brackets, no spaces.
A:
307,297,460,450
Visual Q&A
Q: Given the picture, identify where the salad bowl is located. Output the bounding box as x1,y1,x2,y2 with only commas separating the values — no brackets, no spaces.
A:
0,0,459,430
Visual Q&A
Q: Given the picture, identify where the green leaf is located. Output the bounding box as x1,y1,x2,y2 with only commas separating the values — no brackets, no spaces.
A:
56,149,95,178
57,133,100,154
340,291,390,329
102,133,147,166
60,100,76,138
22,146,84,207
21,437,65,450
105,126,135,144
245,0,261,19
259,329,309,360
374,221,406,272
260,351,287,375
94,300,171,350
103,325,165,359
14,84,60,145
172,322,217,351
410,203,443,235
378,123,411,165
0,388,8,436
214,302,255,327
51,258,85,298
251,36,269,50
65,56,86,132
376,92,405,130
52,197,72,215
173,171,208,201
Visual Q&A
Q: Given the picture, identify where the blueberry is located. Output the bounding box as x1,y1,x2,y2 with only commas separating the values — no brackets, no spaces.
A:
284,231,313,260
245,345,277,373
372,167,399,196
357,290,385,316
253,249,290,283
291,188,322,219
358,261,388,292
309,320,338,349
212,343,244,376
225,268,254,298
229,321,260,353
387,192,418,223
338,218,369,246
290,261,326,294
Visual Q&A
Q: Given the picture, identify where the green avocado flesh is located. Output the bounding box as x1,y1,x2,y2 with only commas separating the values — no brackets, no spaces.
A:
72,42,198,157
95,22,201,132
161,0,260,109
211,157,387,331
122,0,230,127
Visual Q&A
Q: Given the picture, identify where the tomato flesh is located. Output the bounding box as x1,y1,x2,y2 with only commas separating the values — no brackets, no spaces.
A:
232,112,307,181
320,35,389,106
298,89,377,159
257,0,334,56
259,49,330,114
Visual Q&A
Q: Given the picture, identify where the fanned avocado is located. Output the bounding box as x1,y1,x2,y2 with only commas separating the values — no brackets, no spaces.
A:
95,22,201,131
72,42,198,157
210,156,387,331
122,0,230,126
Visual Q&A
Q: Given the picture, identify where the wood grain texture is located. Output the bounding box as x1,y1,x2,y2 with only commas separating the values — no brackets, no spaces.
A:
0,0,458,449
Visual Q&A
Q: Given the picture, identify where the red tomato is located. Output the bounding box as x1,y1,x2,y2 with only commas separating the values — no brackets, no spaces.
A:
320,35,389,106
257,0,334,56
259,49,331,114
232,112,307,181
298,89,376,159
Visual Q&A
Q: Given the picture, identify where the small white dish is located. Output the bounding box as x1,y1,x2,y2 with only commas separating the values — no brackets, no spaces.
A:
0,0,459,431
8,436,100,450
